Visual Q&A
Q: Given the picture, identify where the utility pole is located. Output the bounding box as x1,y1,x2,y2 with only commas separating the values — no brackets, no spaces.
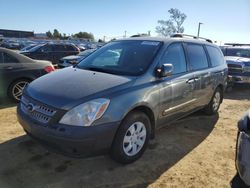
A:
148,30,151,36
124,30,127,38
197,22,203,37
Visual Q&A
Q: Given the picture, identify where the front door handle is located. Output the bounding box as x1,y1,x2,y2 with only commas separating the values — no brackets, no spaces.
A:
186,78,195,84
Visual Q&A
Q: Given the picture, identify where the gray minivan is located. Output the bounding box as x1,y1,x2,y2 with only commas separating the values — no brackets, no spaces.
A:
17,34,228,164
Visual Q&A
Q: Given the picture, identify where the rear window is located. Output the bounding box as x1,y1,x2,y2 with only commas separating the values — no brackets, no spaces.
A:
65,45,76,51
186,44,209,70
53,44,67,51
206,46,224,67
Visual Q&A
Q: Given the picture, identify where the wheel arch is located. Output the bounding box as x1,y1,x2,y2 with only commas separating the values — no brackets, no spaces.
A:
122,105,156,139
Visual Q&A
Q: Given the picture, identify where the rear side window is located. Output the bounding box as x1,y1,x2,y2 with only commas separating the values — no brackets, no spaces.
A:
162,43,187,74
206,46,224,67
40,45,53,52
66,45,76,51
53,44,66,51
3,53,19,63
186,44,208,70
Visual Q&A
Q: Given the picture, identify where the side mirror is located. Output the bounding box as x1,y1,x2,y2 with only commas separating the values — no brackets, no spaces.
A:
156,64,173,77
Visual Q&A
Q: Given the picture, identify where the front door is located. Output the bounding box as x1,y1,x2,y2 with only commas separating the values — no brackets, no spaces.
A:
158,43,195,126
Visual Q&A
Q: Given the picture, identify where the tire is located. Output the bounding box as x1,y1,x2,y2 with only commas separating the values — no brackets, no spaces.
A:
8,79,30,102
204,87,222,115
111,111,151,164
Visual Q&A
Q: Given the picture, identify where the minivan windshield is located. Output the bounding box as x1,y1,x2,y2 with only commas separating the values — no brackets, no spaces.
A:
77,40,162,76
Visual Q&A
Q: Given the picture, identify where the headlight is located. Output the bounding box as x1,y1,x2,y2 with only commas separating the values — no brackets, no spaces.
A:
59,98,110,126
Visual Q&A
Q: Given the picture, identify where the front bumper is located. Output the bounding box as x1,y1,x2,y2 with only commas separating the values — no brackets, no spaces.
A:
17,104,120,157
236,131,250,186
229,75,250,84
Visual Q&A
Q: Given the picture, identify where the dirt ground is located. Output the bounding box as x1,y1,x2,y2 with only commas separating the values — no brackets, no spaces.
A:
0,85,250,188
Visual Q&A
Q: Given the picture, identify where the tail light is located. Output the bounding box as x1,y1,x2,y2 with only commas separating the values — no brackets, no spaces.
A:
44,65,55,73
76,47,80,53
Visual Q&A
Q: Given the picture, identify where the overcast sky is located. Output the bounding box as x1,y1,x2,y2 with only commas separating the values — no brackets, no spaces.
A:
1,0,250,43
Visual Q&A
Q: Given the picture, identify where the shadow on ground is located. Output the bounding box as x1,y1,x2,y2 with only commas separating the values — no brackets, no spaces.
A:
0,113,218,188
0,97,16,110
225,84,250,101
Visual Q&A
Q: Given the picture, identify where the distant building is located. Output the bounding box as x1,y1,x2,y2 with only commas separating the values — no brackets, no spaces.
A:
0,29,34,38
34,33,48,39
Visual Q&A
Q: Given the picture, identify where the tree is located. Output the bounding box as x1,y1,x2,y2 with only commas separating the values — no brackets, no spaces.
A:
46,30,53,38
73,32,94,40
53,29,61,39
156,8,187,37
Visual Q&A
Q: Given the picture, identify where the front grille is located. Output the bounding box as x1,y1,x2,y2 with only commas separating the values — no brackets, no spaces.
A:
20,95,56,124
244,66,250,72
228,63,243,73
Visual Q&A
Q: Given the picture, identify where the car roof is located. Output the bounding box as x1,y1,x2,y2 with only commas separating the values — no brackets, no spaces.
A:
0,47,35,63
116,36,216,46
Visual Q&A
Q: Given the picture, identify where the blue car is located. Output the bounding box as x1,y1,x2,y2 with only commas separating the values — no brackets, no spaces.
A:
221,45,250,84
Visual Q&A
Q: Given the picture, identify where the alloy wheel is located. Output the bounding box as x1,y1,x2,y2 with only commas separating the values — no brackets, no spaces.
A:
12,81,29,101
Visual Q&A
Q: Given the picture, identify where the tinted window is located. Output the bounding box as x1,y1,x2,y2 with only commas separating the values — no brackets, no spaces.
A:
53,44,66,51
206,46,224,67
77,40,162,76
65,45,76,51
162,43,187,74
187,44,208,70
3,53,19,63
39,44,53,52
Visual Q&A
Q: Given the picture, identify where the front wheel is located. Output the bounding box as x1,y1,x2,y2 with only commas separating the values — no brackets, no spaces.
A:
8,79,30,102
204,87,222,115
111,111,151,164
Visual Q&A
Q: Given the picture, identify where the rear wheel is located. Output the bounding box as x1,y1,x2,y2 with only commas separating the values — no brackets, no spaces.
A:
204,87,222,115
8,79,30,102
111,111,151,164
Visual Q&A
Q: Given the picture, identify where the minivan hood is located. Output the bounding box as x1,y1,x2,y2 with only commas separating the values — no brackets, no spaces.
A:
26,67,135,109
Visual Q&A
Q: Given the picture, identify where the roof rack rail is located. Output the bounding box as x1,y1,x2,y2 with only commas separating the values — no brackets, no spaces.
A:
170,33,213,43
224,43,250,46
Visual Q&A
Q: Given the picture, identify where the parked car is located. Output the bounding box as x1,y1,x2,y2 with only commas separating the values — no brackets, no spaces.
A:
1,40,22,50
17,34,228,164
20,43,80,64
0,47,55,101
20,43,39,52
58,49,96,68
236,110,250,186
221,45,250,84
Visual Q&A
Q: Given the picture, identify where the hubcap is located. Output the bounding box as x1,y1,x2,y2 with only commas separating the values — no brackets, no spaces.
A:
212,91,221,111
123,122,147,156
12,81,29,101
